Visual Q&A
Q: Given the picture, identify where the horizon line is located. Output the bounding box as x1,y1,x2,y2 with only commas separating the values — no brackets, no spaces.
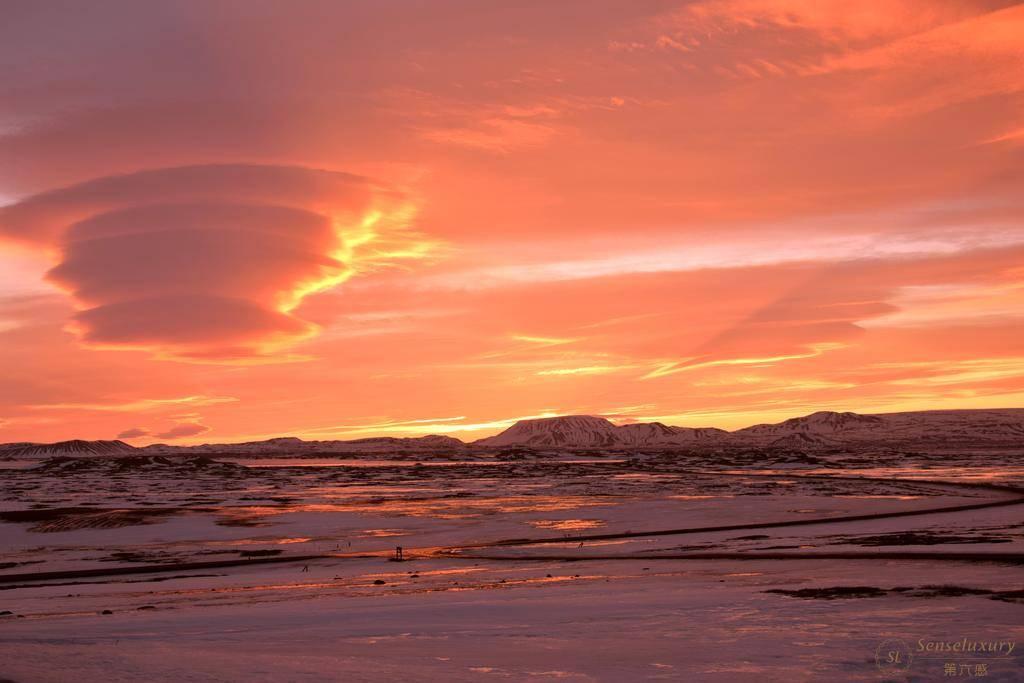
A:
6,405,1023,448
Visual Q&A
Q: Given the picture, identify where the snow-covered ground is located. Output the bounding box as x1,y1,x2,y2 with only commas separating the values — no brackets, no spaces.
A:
2,452,1023,681
3,559,1023,682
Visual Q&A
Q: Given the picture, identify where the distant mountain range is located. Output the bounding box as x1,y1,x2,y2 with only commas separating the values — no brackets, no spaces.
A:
2,409,1022,457
474,410,1024,449
0,439,137,458
143,434,465,455
0,434,466,458
472,415,730,448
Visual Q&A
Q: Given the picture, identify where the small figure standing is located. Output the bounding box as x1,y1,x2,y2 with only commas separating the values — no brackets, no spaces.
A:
395,546,404,561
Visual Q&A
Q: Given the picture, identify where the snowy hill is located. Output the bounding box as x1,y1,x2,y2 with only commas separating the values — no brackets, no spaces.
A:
734,409,1024,447
473,409,1024,449
141,434,465,455
735,411,885,439
2,409,1021,456
473,415,731,448
0,439,137,458
474,416,623,448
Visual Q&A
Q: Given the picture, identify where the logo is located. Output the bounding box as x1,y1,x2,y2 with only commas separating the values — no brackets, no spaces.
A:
876,639,913,673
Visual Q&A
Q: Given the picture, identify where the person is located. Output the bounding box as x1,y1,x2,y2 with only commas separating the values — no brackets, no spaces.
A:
395,546,404,561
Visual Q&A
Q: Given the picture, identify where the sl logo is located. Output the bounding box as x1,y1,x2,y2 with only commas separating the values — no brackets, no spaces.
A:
876,639,913,672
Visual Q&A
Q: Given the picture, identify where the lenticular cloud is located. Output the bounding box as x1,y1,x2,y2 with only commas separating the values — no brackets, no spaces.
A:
0,164,407,360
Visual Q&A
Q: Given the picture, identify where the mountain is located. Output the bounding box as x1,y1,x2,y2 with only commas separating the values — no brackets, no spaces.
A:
473,409,1024,450
473,415,730,448
2,409,1022,456
0,439,137,458
732,411,885,447
735,411,885,439
734,409,1024,447
474,415,620,448
142,434,465,455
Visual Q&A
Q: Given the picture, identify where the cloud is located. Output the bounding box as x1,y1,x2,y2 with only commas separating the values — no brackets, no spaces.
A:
116,427,149,439
0,164,434,360
30,395,237,412
155,422,211,440
1,1,1023,444
536,365,635,376
421,117,558,153
417,228,1024,291
670,0,983,42
303,411,566,438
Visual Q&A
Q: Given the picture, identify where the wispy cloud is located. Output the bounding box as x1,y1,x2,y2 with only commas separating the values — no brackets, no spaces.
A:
29,395,237,412
420,230,1024,290
643,343,847,379
536,365,636,376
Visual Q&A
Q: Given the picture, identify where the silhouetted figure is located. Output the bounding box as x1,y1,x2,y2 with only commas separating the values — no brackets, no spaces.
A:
302,565,309,573
395,546,404,561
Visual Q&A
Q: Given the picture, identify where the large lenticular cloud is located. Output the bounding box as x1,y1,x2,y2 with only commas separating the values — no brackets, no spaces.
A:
0,164,418,360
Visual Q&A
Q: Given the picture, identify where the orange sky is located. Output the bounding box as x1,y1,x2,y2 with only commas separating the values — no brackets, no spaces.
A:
1,0,1023,444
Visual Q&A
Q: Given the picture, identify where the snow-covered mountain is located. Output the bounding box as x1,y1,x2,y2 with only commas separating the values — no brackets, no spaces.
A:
735,411,885,439
474,416,622,448
473,409,1024,449
728,411,886,447
142,434,465,455
2,409,1021,457
733,409,1024,447
0,435,465,459
0,439,137,458
473,415,731,448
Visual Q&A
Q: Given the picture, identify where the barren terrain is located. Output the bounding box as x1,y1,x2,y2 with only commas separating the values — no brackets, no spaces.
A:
2,441,1023,681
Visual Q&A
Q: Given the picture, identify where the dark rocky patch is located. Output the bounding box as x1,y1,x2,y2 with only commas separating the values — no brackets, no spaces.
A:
833,531,1012,546
36,455,246,475
767,584,1024,602
238,549,283,558
0,507,181,532
989,589,1024,604
891,585,994,598
766,586,887,599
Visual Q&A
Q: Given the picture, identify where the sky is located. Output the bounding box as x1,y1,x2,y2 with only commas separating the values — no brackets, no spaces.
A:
1,0,1023,445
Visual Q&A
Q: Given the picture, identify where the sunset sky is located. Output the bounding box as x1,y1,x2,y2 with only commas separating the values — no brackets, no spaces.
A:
2,0,1023,444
